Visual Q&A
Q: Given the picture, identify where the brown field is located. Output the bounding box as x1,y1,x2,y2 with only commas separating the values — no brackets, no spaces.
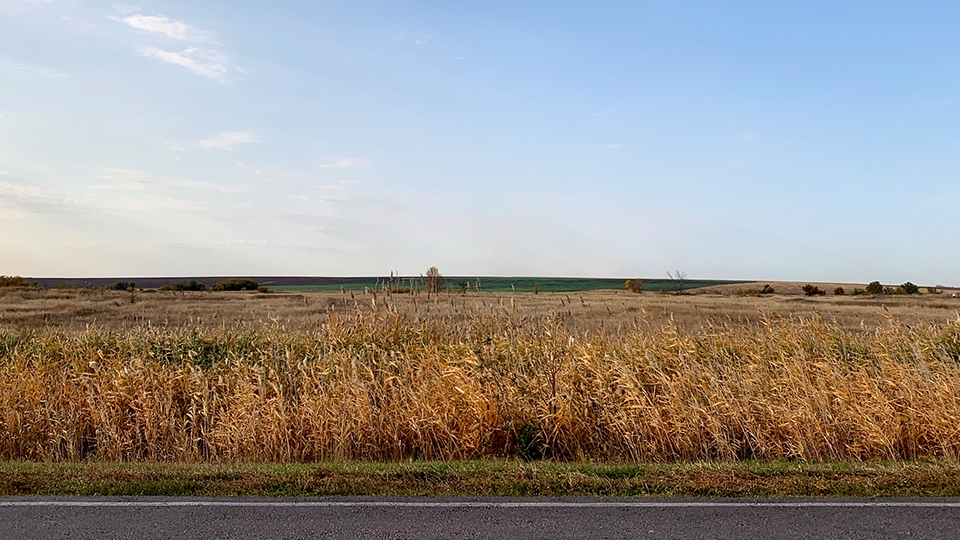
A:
1,283,958,333
1,284,960,464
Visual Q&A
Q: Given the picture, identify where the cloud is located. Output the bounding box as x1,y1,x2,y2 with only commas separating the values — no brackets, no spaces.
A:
114,8,228,80
196,131,257,149
2,58,68,78
94,168,152,190
170,179,247,194
318,157,371,169
0,171,10,176
397,31,432,46
139,46,227,79
161,141,190,151
121,14,215,42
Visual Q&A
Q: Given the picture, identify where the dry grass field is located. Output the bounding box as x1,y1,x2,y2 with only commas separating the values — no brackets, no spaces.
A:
2,284,960,467
1,282,958,333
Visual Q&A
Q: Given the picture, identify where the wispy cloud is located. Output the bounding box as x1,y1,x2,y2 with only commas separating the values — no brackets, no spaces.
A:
197,131,257,149
171,179,247,194
164,131,257,151
2,58,68,78
120,14,215,42
139,47,227,79
0,171,10,176
397,31,432,46
318,157,371,169
114,8,228,80
94,168,152,190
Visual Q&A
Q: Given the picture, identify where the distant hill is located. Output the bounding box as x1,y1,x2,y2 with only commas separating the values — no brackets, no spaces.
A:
26,276,745,293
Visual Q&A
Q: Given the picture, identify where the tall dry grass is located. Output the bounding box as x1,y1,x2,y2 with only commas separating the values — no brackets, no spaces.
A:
2,307,960,462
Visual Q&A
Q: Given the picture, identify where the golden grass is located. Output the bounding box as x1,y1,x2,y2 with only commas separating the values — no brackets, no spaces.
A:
2,303,960,463
2,286,959,333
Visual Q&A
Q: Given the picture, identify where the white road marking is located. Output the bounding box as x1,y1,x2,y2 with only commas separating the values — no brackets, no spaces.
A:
1,500,959,508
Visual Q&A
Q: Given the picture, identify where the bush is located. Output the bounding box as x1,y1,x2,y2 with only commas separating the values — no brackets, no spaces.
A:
802,284,825,297
0,276,36,288
760,284,775,294
161,280,207,292
834,287,845,295
901,282,920,295
108,282,136,291
625,279,643,293
865,281,884,295
852,288,865,296
212,279,259,292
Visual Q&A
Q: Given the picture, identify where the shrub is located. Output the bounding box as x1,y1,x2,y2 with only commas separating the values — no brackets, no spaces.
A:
760,284,775,294
852,288,865,296
161,280,207,292
625,279,643,293
865,281,884,295
108,282,136,291
802,284,825,297
0,276,36,288
901,282,920,295
834,287,845,296
212,279,259,292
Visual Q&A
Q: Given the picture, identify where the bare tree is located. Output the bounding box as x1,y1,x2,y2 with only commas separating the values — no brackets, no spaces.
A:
667,270,688,292
423,266,444,294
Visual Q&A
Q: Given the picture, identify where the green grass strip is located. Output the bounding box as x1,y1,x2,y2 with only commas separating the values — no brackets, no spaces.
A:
3,461,960,498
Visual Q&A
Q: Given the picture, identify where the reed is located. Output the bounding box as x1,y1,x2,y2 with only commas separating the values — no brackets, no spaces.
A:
2,308,960,462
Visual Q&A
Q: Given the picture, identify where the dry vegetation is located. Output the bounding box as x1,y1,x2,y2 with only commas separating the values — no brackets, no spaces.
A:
2,284,958,333
1,286,960,464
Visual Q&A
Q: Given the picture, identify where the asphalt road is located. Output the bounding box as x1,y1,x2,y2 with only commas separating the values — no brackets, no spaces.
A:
2,498,959,539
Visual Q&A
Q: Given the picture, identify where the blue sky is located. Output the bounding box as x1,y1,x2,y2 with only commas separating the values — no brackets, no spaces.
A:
1,1,958,284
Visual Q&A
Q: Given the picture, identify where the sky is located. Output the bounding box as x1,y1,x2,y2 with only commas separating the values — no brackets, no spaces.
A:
1,1,958,284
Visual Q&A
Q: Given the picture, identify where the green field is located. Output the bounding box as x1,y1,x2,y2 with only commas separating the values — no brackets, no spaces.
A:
271,277,742,293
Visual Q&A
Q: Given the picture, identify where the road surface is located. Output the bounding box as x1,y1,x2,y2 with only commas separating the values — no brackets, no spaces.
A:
2,498,959,539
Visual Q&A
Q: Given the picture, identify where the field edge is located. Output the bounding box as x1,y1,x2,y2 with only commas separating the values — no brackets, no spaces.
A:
3,460,960,498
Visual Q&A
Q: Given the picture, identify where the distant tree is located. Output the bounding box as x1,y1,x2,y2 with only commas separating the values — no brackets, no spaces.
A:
423,267,444,294
212,279,259,292
163,280,207,292
667,270,688,292
900,282,920,295
833,287,845,295
802,284,826,296
533,281,540,294
865,281,884,295
0,276,36,288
